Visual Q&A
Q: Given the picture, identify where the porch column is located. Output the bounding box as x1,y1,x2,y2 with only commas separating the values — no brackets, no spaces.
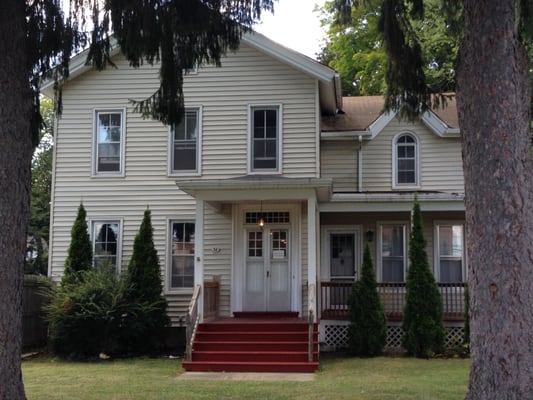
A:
194,199,205,320
307,196,317,314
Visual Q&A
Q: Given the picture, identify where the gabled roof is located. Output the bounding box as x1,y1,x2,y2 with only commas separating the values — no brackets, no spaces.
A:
321,95,460,138
40,32,342,115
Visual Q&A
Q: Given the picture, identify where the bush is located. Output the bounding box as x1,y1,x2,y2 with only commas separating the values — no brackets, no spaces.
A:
46,265,165,359
402,194,445,357
62,203,92,285
125,209,169,353
347,243,387,356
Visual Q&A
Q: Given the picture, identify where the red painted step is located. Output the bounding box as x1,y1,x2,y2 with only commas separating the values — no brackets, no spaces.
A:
182,361,320,373
183,314,320,373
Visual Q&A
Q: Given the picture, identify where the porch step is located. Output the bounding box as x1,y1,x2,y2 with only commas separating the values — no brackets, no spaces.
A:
233,311,299,319
181,361,320,373
183,316,319,373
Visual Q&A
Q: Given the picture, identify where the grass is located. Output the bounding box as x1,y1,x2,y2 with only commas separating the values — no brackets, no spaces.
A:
23,355,469,400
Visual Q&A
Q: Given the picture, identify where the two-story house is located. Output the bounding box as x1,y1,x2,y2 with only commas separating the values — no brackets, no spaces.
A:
42,32,466,371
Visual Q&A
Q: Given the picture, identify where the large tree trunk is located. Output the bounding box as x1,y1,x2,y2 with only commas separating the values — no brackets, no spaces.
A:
0,1,33,399
457,1,533,399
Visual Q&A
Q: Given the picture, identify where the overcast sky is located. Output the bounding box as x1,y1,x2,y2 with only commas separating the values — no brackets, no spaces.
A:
255,0,325,59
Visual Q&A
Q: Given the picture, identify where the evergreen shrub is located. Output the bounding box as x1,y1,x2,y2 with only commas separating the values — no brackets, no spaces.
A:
347,243,387,356
62,203,92,285
125,209,169,353
402,194,445,357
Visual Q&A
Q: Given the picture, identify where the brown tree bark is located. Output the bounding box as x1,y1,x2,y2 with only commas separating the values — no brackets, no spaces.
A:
457,1,533,399
0,1,33,399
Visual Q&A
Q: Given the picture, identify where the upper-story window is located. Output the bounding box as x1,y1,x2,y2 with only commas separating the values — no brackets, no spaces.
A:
170,107,201,175
393,133,419,188
249,105,282,174
92,220,121,272
94,110,125,176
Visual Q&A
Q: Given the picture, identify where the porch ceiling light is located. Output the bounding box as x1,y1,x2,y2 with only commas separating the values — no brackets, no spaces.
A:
259,201,265,228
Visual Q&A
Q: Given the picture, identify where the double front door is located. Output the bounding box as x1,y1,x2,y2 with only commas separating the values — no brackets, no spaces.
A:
244,226,291,311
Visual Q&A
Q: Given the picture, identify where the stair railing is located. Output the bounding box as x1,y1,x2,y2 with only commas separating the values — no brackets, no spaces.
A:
185,284,201,362
308,283,316,363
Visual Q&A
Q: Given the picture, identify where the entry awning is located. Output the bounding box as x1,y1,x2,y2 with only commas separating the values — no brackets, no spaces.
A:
176,176,332,205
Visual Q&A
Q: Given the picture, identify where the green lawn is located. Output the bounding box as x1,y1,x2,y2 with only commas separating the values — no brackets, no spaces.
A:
23,356,469,400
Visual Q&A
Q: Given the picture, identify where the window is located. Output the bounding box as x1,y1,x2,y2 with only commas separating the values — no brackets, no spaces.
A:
171,108,201,174
92,221,120,271
380,224,406,281
94,110,125,175
394,133,418,187
436,224,465,282
249,105,281,173
170,222,195,289
330,233,356,281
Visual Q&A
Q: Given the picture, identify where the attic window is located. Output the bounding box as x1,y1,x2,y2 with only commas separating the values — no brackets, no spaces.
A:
393,133,419,188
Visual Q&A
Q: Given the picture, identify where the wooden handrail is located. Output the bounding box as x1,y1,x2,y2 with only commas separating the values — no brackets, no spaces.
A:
308,283,316,363
185,284,201,362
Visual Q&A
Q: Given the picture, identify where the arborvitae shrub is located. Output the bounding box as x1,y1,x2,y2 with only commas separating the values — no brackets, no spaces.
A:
347,243,387,356
62,203,92,285
125,209,169,353
402,194,445,357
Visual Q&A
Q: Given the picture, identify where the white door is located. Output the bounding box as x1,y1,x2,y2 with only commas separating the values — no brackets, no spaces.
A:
244,226,291,311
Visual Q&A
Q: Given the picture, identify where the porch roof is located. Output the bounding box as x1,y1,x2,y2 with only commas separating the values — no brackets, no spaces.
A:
176,176,333,204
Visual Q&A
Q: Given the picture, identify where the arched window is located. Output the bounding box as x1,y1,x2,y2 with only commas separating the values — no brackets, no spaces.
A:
394,133,419,187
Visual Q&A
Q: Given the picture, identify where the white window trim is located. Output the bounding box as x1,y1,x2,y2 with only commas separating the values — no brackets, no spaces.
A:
168,106,203,177
92,108,126,177
392,131,420,189
166,218,196,293
89,218,123,273
247,103,283,175
433,221,467,282
320,226,363,281
376,221,409,282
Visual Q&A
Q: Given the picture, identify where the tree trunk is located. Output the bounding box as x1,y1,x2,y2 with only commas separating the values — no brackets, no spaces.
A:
0,1,33,399
457,1,533,399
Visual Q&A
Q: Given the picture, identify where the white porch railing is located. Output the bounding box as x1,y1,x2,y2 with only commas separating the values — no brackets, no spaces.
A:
185,284,201,362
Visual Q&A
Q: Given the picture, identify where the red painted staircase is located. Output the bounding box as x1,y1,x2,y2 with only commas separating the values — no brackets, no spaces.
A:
182,312,319,373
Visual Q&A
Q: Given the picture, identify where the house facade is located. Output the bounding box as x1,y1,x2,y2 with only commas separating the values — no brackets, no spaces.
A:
43,32,466,351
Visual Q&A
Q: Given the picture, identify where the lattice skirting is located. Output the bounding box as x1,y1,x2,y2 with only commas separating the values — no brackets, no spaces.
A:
319,320,465,352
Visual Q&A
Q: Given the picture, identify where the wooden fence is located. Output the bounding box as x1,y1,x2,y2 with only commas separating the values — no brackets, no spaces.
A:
23,275,51,349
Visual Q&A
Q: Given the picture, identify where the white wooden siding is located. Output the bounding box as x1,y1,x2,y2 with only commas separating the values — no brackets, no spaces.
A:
203,205,233,317
362,117,464,192
320,140,358,192
50,43,319,325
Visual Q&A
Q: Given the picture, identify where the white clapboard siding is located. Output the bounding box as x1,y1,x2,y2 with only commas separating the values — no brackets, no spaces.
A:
362,117,464,192
203,205,233,317
320,140,358,192
50,41,320,325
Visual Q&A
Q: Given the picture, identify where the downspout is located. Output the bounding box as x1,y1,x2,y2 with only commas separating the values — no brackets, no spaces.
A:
358,135,363,192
